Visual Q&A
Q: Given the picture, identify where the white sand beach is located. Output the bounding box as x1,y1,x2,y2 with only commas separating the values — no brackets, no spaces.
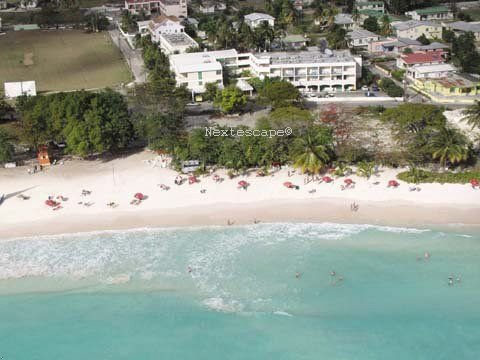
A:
1,150,479,239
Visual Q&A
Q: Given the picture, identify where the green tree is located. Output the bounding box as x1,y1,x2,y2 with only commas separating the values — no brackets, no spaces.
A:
291,125,334,174
442,29,456,43
0,129,14,163
214,86,247,114
380,15,392,36
255,21,275,51
462,100,480,130
416,34,430,45
452,32,480,74
356,160,375,179
204,82,220,102
257,79,301,108
430,127,470,168
140,112,185,153
326,24,347,49
363,16,379,33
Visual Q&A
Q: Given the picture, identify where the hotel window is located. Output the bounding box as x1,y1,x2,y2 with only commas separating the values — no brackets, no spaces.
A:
198,72,203,80
216,70,221,75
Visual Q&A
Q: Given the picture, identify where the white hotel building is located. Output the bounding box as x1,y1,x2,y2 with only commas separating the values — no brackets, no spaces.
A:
169,49,362,95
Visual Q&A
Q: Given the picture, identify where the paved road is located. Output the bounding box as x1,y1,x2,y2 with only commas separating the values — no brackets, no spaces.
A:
109,29,147,85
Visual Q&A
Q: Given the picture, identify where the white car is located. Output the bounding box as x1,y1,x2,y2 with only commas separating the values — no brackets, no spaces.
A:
361,85,369,91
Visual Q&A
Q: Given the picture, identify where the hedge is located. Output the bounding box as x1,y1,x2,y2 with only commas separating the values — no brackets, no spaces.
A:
397,170,480,184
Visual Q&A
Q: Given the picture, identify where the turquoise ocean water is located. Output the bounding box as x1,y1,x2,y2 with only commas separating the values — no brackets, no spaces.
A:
0,223,479,359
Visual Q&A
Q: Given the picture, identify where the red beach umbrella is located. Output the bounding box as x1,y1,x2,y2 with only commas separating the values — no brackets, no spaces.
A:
134,193,145,200
322,176,333,183
344,178,354,185
470,179,479,187
238,180,248,187
388,180,399,187
45,199,57,207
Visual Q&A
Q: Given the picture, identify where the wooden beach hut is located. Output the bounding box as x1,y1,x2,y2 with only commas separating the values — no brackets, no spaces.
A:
37,145,51,168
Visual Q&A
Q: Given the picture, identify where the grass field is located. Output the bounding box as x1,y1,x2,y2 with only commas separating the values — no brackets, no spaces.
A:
0,30,132,93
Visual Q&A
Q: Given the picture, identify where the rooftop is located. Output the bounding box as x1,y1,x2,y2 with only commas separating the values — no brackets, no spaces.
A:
334,13,354,25
411,63,456,74
411,6,450,15
401,51,445,64
383,37,421,47
393,20,439,31
448,21,480,33
347,28,379,40
244,12,275,21
356,1,384,6
151,14,180,24
418,42,450,51
161,32,197,47
423,73,480,88
256,50,357,65
283,34,308,43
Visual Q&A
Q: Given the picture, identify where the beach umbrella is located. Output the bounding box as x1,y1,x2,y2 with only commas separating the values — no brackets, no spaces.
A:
322,176,333,183
344,178,354,185
45,199,57,207
238,180,249,188
134,193,145,200
470,179,479,187
283,181,294,188
388,180,399,188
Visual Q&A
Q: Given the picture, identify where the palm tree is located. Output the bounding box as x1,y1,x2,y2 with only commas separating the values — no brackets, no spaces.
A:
352,7,360,24
255,22,275,51
293,127,333,174
380,15,393,36
430,126,470,169
462,100,480,130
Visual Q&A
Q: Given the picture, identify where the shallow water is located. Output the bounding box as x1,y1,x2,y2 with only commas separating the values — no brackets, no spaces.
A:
0,223,479,359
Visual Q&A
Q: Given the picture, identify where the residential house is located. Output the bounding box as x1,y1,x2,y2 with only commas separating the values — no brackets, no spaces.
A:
443,21,480,41
147,15,184,42
406,63,457,80
125,0,186,16
406,6,453,21
282,35,309,50
334,14,354,30
347,28,380,49
355,1,384,14
413,73,480,99
159,0,187,18
244,13,275,29
0,0,7,9
186,17,199,28
199,1,226,14
396,50,445,69
368,37,422,55
418,42,450,53
392,20,442,40
159,32,198,54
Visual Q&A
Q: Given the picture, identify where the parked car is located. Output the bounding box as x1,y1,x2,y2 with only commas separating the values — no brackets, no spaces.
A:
361,85,369,91
372,84,379,92
325,93,335,98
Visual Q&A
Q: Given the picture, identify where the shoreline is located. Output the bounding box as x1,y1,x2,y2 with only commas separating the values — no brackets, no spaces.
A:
1,151,480,240
2,198,480,240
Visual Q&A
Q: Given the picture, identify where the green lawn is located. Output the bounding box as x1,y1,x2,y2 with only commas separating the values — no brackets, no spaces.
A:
0,30,132,93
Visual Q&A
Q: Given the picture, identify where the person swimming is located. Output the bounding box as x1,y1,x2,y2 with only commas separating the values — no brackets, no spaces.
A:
295,272,301,279
330,271,336,277
424,251,431,261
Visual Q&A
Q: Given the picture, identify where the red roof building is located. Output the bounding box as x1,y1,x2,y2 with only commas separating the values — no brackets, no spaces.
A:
397,50,446,69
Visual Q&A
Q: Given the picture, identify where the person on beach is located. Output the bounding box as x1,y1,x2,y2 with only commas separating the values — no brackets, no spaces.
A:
227,219,234,226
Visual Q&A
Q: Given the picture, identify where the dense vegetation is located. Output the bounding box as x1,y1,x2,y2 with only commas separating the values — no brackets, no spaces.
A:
16,90,134,156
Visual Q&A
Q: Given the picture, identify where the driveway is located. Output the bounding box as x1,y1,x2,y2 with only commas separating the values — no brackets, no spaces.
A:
109,29,147,85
